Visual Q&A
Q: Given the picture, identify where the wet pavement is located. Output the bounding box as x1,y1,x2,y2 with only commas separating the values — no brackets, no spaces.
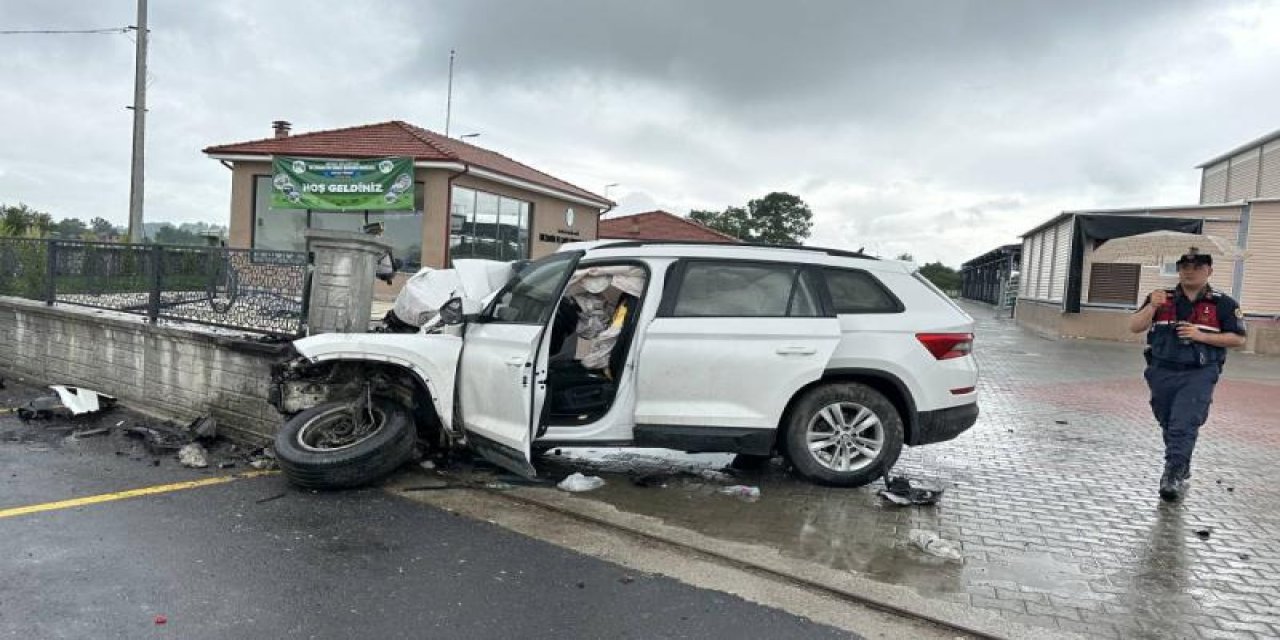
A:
0,380,865,640
490,301,1280,639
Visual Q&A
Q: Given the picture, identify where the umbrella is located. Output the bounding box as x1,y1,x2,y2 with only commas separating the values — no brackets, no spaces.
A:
1090,231,1245,265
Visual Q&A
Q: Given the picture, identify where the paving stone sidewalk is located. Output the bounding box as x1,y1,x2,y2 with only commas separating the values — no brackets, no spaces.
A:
534,301,1280,639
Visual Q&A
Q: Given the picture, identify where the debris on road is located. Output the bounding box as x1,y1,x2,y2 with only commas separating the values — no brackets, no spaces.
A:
72,427,112,439
187,415,218,440
420,460,437,470
909,529,964,562
178,443,209,468
1195,528,1212,540
557,472,606,492
718,485,762,502
126,424,190,455
49,385,117,416
631,474,667,488
401,479,453,491
16,396,67,420
154,615,167,625
879,476,944,506
255,493,287,504
250,458,276,470
697,469,734,483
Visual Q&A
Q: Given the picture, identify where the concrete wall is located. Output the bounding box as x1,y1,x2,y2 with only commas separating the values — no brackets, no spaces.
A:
0,296,284,444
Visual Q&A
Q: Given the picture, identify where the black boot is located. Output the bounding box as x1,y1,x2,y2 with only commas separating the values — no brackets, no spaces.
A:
1159,464,1189,502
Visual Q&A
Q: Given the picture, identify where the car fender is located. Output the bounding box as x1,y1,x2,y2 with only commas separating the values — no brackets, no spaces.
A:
292,333,463,431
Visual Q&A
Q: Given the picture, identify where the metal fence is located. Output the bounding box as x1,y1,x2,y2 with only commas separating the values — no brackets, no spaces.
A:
0,237,309,337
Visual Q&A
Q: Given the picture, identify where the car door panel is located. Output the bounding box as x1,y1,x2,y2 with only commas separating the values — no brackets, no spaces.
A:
458,252,581,477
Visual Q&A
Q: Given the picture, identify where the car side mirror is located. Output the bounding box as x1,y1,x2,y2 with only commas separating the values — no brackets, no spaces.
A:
438,297,483,325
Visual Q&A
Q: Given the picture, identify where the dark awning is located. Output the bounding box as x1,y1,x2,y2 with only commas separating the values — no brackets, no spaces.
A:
1064,215,1203,312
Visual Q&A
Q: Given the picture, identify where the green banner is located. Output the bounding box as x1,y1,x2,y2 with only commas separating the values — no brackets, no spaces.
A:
270,156,415,211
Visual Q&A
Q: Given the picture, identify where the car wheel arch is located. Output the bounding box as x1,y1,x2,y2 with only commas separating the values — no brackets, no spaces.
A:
776,368,917,449
284,359,446,444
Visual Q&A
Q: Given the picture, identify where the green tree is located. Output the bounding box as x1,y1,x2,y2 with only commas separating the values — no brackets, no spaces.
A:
55,217,89,239
688,192,813,245
689,206,748,239
30,212,54,237
919,261,961,294
90,217,117,236
1,203,36,236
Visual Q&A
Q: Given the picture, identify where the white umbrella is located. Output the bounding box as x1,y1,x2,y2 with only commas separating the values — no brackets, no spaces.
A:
1091,231,1245,265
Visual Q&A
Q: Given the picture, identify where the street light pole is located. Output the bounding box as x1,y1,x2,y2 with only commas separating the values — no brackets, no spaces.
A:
444,48,455,136
126,0,148,243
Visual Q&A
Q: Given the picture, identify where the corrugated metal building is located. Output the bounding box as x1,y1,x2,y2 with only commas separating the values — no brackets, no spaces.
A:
1014,129,1280,355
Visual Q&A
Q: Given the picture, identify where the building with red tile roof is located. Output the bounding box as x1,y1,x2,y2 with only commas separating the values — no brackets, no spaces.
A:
599,210,741,244
204,120,612,277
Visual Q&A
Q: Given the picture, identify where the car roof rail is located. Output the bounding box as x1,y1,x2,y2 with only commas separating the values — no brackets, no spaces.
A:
591,240,878,260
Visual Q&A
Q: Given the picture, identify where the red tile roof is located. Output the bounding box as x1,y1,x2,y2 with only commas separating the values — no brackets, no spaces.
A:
203,120,609,205
599,210,741,243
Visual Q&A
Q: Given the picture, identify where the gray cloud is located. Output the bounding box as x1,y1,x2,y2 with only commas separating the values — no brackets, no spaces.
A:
1,0,1277,268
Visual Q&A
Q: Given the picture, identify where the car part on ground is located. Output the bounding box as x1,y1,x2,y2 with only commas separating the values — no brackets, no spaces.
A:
783,382,904,487
274,395,416,490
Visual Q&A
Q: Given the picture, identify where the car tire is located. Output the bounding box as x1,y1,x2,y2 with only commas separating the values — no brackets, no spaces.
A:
275,397,416,490
783,383,903,487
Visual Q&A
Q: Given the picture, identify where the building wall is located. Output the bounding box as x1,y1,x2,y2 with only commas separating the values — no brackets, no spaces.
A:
1201,161,1229,204
1201,140,1280,204
1241,199,1280,314
1263,141,1280,197
0,297,283,443
224,161,601,270
1019,218,1072,304
1072,206,1244,307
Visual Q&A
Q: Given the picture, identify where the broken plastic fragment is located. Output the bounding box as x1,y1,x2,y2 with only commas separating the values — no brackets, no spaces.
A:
718,485,761,502
178,443,209,469
908,529,963,561
49,385,116,415
879,476,944,506
557,472,606,492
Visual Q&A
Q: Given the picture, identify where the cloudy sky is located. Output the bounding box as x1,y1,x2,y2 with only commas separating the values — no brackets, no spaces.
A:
2,0,1278,266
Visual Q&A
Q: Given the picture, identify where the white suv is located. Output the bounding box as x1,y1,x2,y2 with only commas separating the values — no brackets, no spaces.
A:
269,241,978,489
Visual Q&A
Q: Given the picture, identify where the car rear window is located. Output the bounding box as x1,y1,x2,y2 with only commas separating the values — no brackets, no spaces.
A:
670,261,821,317
822,268,902,314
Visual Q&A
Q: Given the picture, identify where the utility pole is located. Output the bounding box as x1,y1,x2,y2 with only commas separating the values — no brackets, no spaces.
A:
444,48,455,137
126,0,148,243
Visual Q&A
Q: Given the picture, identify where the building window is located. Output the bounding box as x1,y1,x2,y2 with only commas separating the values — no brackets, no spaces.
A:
450,186,530,262
1160,258,1178,277
252,175,424,271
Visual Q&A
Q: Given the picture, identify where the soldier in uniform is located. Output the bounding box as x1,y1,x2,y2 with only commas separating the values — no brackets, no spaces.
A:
1128,249,1247,501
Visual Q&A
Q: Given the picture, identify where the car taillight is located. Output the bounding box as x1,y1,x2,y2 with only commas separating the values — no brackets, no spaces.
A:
916,333,973,360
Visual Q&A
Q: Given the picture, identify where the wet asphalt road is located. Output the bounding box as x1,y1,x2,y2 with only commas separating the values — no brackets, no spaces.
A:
0,394,852,640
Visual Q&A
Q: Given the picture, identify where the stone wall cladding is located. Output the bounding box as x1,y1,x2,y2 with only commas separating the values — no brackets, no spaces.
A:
0,296,285,443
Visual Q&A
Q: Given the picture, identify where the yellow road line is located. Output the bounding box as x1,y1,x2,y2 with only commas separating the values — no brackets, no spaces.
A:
0,470,279,520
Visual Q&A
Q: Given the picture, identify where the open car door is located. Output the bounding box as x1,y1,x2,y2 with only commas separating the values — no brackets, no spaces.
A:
457,251,583,477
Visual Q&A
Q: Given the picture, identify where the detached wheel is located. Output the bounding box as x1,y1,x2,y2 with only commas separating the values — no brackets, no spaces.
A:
784,383,903,487
275,397,415,490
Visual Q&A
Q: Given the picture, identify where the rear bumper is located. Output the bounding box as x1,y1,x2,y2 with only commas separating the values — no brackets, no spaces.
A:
909,402,978,446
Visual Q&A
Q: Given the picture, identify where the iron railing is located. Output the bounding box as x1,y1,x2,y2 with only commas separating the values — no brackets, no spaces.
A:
0,237,309,337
